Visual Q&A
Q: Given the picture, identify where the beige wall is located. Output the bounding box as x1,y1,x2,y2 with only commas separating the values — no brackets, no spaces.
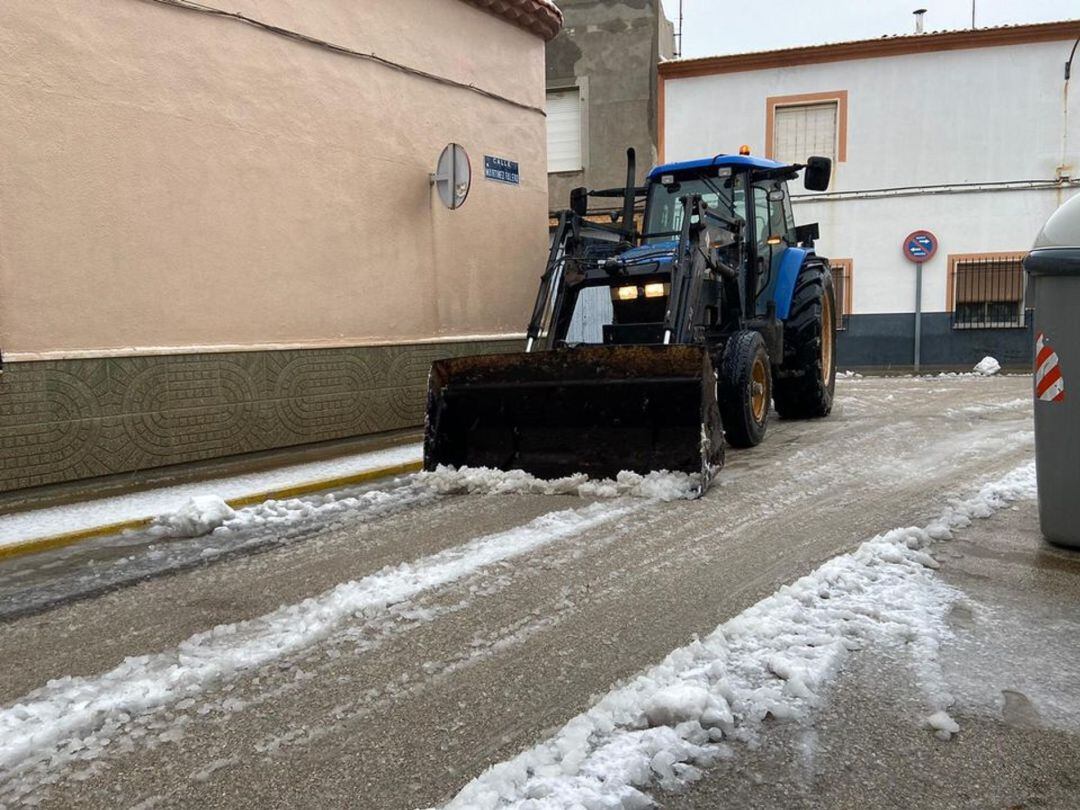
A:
0,0,549,358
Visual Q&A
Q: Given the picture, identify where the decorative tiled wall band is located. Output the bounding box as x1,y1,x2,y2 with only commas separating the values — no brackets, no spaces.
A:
0,339,520,493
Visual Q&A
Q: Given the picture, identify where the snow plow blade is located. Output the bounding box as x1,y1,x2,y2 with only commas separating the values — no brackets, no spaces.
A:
424,344,724,485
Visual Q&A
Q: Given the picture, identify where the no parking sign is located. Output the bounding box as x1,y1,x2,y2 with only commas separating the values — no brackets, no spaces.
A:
903,229,938,372
903,230,938,263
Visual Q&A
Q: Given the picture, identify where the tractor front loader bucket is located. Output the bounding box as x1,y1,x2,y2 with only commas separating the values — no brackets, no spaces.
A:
424,344,724,488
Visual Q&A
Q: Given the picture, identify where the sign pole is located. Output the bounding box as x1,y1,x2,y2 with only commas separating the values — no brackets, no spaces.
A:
914,264,922,373
902,229,938,374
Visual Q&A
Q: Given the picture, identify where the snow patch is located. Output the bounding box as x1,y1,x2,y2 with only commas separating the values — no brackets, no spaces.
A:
925,462,1036,541
926,710,960,740
439,462,1038,809
151,496,235,538
946,398,1031,418
417,466,701,502
643,685,719,728
926,369,1029,380
973,356,1001,376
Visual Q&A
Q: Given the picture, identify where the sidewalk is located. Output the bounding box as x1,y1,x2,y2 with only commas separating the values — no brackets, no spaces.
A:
0,438,423,558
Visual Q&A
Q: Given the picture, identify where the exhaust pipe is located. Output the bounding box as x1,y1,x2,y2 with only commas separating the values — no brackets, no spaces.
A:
913,8,926,34
621,147,637,239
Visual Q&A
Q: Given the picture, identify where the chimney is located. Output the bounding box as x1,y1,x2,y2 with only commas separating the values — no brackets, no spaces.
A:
913,8,927,34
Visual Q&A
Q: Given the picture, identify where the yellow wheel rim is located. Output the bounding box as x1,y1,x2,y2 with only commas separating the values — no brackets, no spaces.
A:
821,290,834,386
751,357,767,423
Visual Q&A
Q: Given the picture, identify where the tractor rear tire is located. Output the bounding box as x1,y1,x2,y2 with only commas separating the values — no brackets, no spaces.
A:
773,263,837,419
718,330,770,448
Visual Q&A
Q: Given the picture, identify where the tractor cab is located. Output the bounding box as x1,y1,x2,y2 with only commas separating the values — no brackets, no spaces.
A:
551,151,831,353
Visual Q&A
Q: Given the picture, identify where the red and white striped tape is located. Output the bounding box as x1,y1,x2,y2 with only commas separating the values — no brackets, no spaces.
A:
1035,331,1065,403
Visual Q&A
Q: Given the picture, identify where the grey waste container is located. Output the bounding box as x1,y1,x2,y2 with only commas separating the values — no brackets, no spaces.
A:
1025,191,1080,548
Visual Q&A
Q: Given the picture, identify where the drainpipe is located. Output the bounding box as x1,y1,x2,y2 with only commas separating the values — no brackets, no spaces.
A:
674,0,683,58
1062,36,1079,204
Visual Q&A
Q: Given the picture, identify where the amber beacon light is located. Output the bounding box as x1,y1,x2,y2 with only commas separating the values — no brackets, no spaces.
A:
739,144,751,156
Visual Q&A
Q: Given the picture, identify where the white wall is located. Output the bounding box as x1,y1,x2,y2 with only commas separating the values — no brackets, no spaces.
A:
801,188,1075,314
663,39,1080,313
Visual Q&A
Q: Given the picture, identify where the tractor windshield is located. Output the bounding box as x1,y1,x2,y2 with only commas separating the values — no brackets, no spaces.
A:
643,173,744,244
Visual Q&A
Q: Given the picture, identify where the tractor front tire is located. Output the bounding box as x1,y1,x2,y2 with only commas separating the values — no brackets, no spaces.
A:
773,263,837,419
718,330,771,448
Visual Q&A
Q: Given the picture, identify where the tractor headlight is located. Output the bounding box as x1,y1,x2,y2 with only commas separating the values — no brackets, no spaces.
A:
643,282,669,298
614,285,639,301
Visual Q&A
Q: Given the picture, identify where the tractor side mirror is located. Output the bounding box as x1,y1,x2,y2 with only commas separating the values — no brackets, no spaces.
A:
570,187,588,217
803,156,832,191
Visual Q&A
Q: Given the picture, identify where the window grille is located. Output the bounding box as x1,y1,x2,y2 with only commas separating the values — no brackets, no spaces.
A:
949,255,1027,329
830,259,853,330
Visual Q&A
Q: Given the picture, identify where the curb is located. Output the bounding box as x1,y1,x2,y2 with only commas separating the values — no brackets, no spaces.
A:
0,459,423,563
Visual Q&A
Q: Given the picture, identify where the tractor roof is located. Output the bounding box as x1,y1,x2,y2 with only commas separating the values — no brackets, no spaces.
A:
647,154,788,179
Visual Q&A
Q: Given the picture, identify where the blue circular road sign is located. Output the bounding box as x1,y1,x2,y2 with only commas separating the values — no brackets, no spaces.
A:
903,230,938,263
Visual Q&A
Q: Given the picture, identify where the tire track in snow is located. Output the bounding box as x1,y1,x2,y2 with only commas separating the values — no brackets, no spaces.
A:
437,463,1038,809
66,523,648,809
229,517,650,751
0,500,643,793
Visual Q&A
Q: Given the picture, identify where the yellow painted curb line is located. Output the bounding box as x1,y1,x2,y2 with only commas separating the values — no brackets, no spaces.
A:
0,518,156,562
0,459,423,563
226,460,422,508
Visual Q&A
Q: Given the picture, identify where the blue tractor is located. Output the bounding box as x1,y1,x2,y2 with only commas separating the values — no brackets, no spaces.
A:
425,148,836,492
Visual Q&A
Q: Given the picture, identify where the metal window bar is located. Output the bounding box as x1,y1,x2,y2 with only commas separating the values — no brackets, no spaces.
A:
830,264,849,330
951,257,1026,329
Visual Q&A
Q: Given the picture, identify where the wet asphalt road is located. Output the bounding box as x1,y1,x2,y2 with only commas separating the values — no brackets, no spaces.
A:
0,375,1042,808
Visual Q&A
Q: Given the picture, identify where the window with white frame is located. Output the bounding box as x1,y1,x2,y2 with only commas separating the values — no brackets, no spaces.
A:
772,101,838,166
546,88,582,173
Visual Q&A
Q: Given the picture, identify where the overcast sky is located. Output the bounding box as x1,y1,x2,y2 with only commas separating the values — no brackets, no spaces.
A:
658,0,1079,58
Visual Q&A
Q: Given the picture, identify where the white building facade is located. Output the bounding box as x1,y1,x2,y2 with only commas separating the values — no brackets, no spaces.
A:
659,21,1080,369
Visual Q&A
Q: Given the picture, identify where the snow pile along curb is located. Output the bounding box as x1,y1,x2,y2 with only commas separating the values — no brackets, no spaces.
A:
417,466,703,502
440,462,1038,809
0,443,423,549
141,467,700,543
152,496,236,538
